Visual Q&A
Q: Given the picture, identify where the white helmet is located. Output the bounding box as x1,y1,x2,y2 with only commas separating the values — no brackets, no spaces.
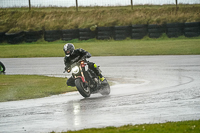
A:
63,43,75,57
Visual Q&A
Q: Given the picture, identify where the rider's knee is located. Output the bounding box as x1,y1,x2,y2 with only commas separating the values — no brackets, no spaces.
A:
93,63,97,68
88,62,98,69
87,62,94,68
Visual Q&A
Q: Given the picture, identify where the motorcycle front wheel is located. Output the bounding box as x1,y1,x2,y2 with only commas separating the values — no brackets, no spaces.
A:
75,78,91,97
0,62,5,73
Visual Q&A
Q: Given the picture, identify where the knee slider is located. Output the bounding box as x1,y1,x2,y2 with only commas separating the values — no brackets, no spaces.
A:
94,63,97,68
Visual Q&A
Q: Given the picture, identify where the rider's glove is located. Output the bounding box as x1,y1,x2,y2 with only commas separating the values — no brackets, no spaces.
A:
65,66,71,73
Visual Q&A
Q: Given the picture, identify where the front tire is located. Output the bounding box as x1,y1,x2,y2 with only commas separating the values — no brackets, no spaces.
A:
75,78,91,97
0,62,5,73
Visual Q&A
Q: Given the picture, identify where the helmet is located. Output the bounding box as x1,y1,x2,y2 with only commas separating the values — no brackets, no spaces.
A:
63,43,75,57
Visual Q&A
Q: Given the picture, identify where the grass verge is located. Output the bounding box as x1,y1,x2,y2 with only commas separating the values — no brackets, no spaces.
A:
55,120,200,133
1,5,200,32
1,36,200,58
0,75,76,102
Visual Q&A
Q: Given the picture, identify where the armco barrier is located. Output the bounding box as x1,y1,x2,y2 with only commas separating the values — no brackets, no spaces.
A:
1,22,200,44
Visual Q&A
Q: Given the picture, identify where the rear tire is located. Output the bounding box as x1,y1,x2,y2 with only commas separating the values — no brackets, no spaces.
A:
99,79,110,96
75,78,91,97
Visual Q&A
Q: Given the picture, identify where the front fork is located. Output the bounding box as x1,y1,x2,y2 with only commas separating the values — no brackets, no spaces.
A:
73,66,87,84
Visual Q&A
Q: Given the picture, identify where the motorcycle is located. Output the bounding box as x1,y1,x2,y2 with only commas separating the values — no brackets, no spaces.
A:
64,56,110,97
0,61,6,73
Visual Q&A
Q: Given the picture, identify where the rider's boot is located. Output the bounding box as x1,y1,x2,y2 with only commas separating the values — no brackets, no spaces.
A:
98,73,105,82
91,63,105,82
88,62,106,82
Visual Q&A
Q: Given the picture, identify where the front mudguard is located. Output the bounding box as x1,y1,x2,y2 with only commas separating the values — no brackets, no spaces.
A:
77,76,85,83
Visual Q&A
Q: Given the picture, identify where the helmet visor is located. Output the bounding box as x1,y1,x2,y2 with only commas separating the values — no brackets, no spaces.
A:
65,50,71,55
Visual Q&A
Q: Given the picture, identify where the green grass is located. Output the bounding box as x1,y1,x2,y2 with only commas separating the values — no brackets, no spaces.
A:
1,36,200,58
54,120,200,133
0,75,76,102
0,4,200,32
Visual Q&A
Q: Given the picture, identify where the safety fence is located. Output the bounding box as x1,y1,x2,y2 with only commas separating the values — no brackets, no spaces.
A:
0,22,199,44
1,0,200,10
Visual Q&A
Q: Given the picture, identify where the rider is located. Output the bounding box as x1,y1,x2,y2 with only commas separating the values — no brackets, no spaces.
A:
63,43,105,87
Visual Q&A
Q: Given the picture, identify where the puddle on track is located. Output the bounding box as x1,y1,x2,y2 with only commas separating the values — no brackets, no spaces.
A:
0,56,200,132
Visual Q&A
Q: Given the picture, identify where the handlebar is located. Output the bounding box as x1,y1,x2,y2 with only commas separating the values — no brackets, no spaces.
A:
63,56,88,73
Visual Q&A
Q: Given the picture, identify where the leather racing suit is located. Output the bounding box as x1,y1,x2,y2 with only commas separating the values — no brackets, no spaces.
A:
64,48,103,86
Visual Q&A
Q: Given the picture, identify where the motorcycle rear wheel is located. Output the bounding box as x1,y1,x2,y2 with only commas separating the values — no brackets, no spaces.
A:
99,79,110,96
75,78,91,97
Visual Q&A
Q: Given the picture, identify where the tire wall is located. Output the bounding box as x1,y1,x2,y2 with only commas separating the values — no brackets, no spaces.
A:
148,24,166,38
5,31,25,44
44,30,61,42
114,26,131,40
166,23,184,38
0,32,6,43
97,27,114,40
62,29,79,41
25,30,43,42
1,22,200,44
131,24,148,39
184,22,200,37
79,28,96,40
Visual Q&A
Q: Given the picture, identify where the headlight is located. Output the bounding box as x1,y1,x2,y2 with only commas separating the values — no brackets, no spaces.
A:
71,66,79,74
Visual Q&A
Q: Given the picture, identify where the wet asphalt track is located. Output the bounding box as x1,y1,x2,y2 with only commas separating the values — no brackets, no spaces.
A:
0,56,200,133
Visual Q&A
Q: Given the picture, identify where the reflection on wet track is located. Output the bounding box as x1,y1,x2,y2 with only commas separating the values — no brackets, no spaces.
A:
0,56,200,133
